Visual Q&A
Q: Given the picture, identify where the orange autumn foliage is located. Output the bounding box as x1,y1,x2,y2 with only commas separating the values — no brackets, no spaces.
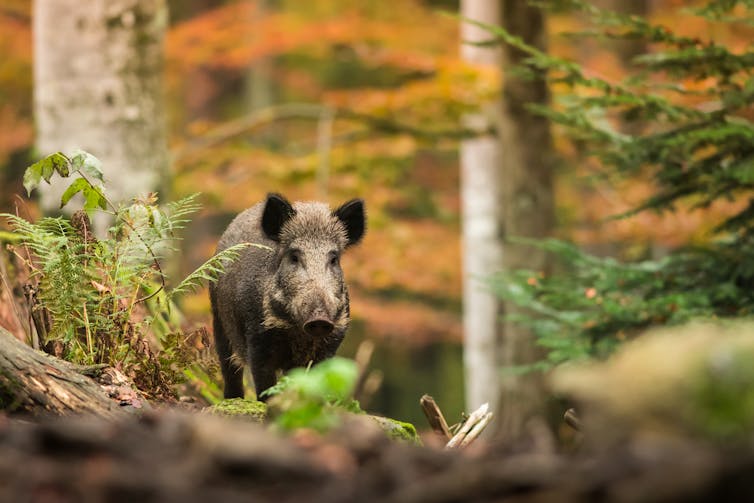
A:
2,0,754,345
0,3,32,166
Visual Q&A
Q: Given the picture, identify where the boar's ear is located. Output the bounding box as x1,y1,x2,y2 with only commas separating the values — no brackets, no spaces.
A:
262,193,296,242
333,198,366,247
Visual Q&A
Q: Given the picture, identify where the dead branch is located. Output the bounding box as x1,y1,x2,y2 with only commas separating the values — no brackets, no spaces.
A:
446,402,493,449
564,408,582,432
171,103,490,163
420,394,451,439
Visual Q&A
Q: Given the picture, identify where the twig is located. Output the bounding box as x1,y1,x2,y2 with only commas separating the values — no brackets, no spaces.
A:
353,340,381,406
172,103,325,162
171,103,490,163
66,363,109,377
82,302,93,358
446,402,492,449
316,106,335,198
23,284,50,350
459,411,493,448
564,408,582,432
11,200,43,347
353,340,375,392
360,371,382,408
420,394,452,439
0,247,28,341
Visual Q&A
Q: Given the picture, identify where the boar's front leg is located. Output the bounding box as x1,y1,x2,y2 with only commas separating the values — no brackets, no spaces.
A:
248,331,283,401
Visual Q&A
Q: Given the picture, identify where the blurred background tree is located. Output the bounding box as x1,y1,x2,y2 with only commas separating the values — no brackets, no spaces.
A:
458,0,506,431
1,0,753,430
34,0,169,215
494,0,754,376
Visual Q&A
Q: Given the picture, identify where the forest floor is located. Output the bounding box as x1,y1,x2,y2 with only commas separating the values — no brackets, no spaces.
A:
2,405,754,503
3,321,754,502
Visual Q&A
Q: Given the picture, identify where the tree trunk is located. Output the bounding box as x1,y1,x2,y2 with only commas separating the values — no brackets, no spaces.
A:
33,0,169,212
0,326,131,419
592,0,649,66
459,0,505,415
494,0,555,441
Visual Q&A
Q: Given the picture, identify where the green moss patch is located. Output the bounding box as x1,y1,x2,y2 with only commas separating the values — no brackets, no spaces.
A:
205,398,267,422
369,415,421,445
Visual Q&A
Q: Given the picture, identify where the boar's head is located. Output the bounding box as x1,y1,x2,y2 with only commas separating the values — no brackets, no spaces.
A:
260,193,365,339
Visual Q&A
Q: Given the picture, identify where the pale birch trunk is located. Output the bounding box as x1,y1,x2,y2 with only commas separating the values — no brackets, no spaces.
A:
460,0,505,415
34,0,169,212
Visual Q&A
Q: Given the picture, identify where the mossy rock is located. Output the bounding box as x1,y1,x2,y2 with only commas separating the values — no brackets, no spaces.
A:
368,415,421,445
205,398,267,423
205,398,419,444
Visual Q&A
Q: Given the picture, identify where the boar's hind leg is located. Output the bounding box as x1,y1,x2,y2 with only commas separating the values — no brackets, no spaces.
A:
211,305,244,399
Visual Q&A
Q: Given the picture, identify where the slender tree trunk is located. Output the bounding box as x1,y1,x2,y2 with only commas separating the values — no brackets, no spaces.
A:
592,0,649,66
459,0,505,415
494,0,555,440
243,0,275,114
33,0,169,211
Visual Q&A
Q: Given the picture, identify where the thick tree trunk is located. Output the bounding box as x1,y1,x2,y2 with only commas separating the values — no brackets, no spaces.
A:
0,327,131,418
494,1,555,440
459,0,505,416
33,0,169,211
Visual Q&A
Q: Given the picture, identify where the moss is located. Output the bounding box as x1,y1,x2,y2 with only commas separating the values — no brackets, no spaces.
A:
369,415,422,445
689,341,754,440
206,399,267,423
204,397,420,445
554,321,754,443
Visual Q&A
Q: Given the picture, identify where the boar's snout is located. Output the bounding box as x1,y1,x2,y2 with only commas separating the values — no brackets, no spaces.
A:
303,317,335,337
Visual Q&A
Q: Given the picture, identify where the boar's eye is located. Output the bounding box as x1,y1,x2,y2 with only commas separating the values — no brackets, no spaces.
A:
328,251,340,267
288,249,301,264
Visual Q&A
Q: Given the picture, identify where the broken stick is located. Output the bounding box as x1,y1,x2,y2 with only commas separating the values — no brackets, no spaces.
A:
420,394,451,439
446,402,493,449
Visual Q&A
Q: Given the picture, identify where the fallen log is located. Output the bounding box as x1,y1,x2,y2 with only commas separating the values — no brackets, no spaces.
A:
0,326,135,418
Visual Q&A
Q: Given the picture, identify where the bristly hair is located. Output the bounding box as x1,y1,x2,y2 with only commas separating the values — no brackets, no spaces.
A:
278,202,349,249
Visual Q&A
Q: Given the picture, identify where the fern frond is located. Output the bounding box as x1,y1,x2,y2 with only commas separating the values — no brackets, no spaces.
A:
167,243,267,299
1,213,49,240
142,193,204,240
166,193,202,224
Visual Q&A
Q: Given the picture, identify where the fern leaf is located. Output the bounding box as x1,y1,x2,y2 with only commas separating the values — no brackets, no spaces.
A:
163,193,202,233
167,243,269,299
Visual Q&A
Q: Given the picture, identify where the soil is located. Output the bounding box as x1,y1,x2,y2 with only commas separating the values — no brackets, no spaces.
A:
0,409,753,503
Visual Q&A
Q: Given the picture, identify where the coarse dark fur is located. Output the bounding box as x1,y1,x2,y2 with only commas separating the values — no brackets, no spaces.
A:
209,193,366,400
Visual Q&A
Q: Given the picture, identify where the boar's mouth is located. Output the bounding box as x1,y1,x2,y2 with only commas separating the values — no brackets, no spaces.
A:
303,318,335,337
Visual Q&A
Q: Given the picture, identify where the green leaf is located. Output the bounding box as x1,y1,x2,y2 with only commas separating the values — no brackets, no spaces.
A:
82,184,108,211
23,152,70,195
69,149,104,183
59,178,90,208
22,167,41,196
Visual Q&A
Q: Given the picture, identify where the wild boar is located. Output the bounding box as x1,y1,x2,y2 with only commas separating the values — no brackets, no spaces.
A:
209,193,366,400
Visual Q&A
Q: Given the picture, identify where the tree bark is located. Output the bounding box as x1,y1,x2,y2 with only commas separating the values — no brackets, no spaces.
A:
460,0,505,417
592,0,649,66
33,0,169,212
0,326,130,419
494,1,555,441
